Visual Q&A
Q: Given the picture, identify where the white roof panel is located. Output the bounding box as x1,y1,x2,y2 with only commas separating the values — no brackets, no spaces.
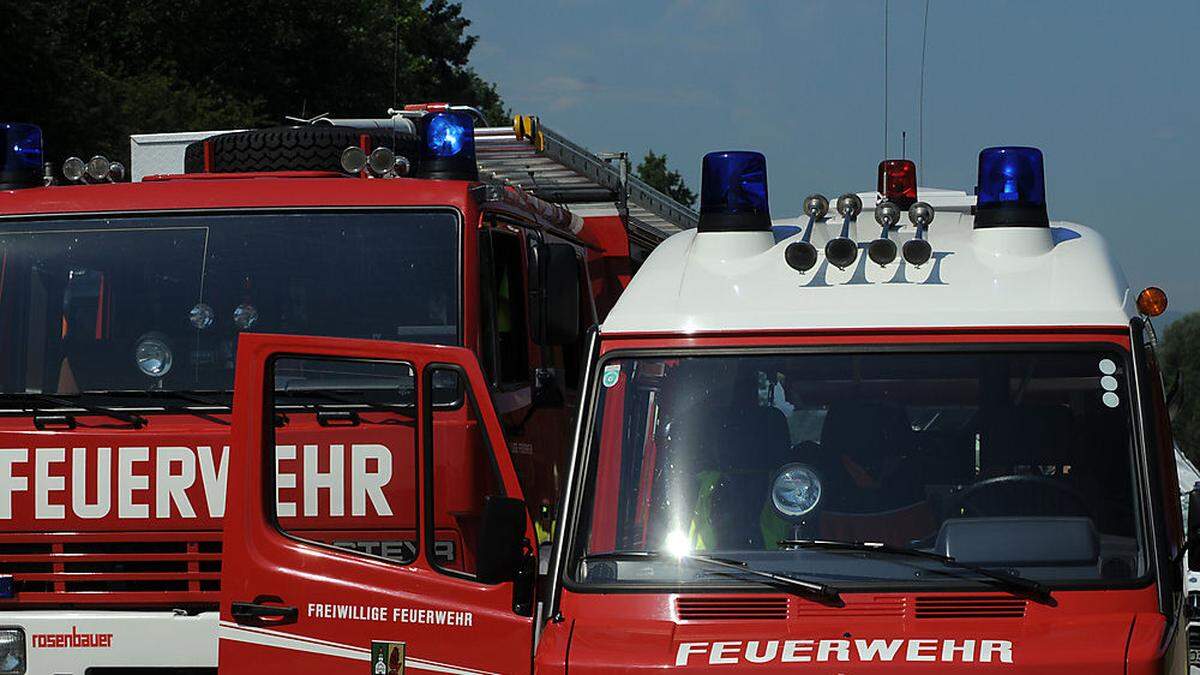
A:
602,193,1134,334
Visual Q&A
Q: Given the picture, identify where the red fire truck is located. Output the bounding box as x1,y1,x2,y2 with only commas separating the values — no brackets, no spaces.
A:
0,111,696,674
211,147,1188,673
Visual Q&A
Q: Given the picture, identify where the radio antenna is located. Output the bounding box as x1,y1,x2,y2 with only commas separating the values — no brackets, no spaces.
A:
882,0,889,159
919,0,931,168
392,0,401,147
392,0,401,111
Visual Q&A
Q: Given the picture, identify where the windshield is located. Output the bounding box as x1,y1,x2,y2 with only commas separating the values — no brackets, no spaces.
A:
0,210,458,394
573,348,1145,590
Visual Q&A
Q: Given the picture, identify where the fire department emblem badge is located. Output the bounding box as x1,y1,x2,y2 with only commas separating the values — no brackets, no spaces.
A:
370,641,405,675
602,364,621,387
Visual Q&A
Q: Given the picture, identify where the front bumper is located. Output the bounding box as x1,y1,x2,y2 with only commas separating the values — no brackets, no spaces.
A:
2,609,216,674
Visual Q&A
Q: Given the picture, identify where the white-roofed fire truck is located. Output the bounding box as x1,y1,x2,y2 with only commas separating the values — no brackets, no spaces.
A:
0,109,697,674
209,145,1190,673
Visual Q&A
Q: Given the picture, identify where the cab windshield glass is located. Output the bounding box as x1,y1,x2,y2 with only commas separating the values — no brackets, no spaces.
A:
0,210,458,394
573,348,1145,589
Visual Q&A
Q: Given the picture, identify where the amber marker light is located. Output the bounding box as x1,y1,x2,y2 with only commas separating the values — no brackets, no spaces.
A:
1136,286,1168,317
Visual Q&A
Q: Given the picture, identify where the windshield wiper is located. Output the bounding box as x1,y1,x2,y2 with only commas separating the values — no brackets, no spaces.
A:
2,393,147,429
579,550,842,604
139,391,232,426
155,390,230,408
81,390,233,427
777,539,1054,605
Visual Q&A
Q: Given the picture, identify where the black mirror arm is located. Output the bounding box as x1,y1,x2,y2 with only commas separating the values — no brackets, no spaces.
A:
1174,536,1193,567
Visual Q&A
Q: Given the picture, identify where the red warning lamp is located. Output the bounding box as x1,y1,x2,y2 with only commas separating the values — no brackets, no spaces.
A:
878,159,917,210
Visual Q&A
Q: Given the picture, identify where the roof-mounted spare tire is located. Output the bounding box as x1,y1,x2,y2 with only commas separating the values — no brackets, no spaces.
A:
182,125,419,174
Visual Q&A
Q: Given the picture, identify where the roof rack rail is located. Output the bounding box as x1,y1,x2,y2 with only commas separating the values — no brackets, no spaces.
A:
129,110,700,240
475,116,698,239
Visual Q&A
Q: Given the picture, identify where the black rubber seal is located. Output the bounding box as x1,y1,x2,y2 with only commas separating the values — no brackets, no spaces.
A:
697,211,772,233
974,202,1049,228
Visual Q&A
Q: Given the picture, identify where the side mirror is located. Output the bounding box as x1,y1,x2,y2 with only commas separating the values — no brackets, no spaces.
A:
476,496,530,584
1189,489,1200,572
529,242,581,346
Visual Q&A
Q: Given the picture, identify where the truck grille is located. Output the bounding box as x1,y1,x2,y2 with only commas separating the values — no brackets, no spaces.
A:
913,595,1026,619
0,532,220,607
793,595,906,619
676,596,789,621
674,595,1026,622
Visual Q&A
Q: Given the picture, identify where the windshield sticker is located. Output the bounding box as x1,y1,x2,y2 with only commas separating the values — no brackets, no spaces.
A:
602,364,621,388
1098,361,1120,407
371,641,405,675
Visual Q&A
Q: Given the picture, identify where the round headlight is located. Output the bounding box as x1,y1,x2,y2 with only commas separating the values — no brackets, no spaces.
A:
367,147,396,177
62,156,86,182
340,146,367,174
86,155,111,182
233,303,258,330
135,336,173,377
189,302,214,329
771,463,822,520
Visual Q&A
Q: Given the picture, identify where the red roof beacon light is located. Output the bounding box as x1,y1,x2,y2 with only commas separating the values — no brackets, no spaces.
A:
878,159,917,210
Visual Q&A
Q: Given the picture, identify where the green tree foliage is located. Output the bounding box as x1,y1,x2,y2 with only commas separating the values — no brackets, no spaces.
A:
0,0,505,165
1162,312,1200,459
635,150,697,207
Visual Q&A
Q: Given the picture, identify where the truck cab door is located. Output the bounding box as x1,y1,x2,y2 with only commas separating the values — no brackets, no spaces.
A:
218,333,535,674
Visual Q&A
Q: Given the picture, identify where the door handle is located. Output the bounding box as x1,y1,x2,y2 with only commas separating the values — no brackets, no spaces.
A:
231,601,298,624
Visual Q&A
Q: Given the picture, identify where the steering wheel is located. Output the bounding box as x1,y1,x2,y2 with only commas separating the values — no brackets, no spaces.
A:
953,474,1094,520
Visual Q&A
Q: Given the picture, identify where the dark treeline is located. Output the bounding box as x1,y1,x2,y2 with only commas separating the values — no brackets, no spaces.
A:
0,0,505,165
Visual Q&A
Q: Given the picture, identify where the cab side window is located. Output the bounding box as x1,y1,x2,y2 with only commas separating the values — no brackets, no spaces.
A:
480,227,529,386
269,356,419,564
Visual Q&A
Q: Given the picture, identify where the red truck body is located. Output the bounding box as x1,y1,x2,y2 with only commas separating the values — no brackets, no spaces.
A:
0,115,690,672
208,145,1189,673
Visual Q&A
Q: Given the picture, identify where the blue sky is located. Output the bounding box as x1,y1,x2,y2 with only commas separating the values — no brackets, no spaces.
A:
460,1,1200,314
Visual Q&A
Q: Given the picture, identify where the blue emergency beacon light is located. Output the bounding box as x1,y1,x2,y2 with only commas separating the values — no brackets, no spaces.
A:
975,146,1048,228
697,151,771,232
1,123,43,190
416,111,478,181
